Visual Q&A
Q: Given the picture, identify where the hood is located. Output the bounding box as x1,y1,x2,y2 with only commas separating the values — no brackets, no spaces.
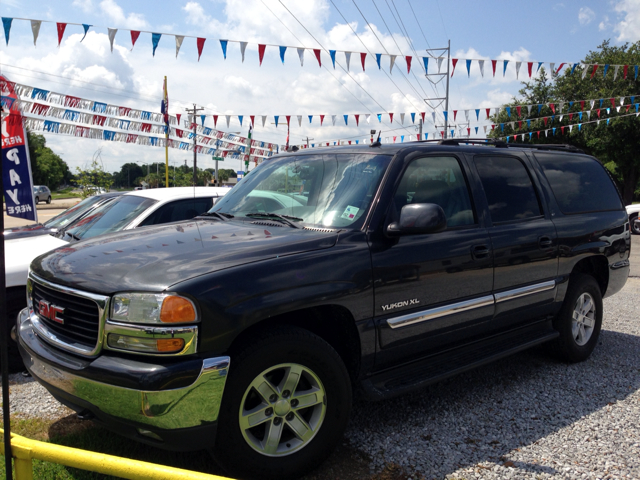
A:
5,234,68,288
3,223,57,240
30,219,338,293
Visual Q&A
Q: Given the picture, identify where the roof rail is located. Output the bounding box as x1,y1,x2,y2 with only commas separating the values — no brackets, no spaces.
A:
422,138,584,153
500,143,584,153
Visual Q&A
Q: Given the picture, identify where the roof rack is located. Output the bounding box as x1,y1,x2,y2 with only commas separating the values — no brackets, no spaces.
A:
417,138,584,153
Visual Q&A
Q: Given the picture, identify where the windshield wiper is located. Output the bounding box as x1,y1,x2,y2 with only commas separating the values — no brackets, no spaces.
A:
246,213,303,229
65,231,81,241
198,211,234,221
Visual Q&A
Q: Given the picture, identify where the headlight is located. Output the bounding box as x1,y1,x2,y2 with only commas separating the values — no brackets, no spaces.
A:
111,293,198,324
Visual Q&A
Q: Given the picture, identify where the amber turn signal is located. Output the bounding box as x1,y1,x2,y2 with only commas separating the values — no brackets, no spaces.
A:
160,296,196,323
156,338,185,352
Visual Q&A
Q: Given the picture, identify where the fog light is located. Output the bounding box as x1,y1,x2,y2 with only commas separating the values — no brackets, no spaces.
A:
137,428,163,441
107,334,185,353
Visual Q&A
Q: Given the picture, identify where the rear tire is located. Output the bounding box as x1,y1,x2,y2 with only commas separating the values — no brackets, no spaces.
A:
214,327,352,480
630,213,640,235
46,196,52,204
553,273,603,363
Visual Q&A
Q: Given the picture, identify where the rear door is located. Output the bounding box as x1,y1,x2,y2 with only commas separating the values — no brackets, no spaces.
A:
472,154,559,331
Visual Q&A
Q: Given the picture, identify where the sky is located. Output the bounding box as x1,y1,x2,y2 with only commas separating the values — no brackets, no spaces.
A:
1,0,639,176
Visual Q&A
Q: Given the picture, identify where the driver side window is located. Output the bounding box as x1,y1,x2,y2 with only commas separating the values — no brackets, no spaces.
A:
395,156,475,227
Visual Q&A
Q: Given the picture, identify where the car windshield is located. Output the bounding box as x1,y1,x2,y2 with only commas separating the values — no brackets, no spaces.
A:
44,195,106,229
65,195,157,240
211,153,391,228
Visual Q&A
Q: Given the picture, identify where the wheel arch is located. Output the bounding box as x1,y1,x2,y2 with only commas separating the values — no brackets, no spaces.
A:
570,255,609,296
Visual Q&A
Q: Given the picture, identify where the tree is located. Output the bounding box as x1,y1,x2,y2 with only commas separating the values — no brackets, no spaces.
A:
113,162,144,188
27,132,72,189
75,148,113,198
488,41,640,203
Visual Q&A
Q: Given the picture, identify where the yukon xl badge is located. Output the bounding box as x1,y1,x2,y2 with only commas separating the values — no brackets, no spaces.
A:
381,299,419,311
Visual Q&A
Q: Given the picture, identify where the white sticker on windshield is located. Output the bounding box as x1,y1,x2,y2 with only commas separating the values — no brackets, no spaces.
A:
340,205,359,220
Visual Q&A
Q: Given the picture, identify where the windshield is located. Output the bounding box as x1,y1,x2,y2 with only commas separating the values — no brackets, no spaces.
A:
44,195,106,229
211,153,391,228
65,195,157,240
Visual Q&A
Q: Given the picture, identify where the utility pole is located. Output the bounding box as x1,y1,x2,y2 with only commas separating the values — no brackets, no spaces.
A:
185,104,204,186
302,136,314,147
418,120,423,140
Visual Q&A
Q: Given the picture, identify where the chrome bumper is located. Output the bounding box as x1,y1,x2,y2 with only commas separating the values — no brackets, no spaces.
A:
17,308,230,431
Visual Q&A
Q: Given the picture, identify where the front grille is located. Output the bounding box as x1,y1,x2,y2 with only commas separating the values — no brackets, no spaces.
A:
32,281,101,349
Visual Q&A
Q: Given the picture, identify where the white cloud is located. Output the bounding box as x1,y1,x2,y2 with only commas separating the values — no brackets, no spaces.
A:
578,7,596,25
612,0,640,41
99,0,149,30
599,15,611,30
72,0,94,14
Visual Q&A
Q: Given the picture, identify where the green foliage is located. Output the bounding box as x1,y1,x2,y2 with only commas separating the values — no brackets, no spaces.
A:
488,41,640,203
113,162,145,188
27,132,72,189
75,148,114,198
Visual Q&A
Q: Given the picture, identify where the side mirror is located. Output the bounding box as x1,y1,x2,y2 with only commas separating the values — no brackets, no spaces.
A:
386,203,447,237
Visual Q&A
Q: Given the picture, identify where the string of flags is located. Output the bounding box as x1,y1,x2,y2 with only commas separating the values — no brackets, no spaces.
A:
3,17,640,81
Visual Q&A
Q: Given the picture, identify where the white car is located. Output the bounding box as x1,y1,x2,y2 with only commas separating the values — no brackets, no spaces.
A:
4,187,229,368
625,204,640,235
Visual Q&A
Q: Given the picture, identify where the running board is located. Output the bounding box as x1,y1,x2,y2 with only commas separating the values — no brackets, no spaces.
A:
361,325,558,401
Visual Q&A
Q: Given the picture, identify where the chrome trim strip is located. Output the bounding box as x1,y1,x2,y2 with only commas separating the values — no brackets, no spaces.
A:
28,272,109,357
494,280,556,303
103,321,199,356
387,295,495,329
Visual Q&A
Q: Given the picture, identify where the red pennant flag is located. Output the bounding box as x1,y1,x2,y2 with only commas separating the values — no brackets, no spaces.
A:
453,110,457,121
326,142,329,146
537,131,541,139
491,60,497,77
176,114,181,124
544,117,548,127
569,113,573,121
247,115,253,127
360,52,366,71
527,62,533,77
286,115,291,125
313,49,321,67
556,63,565,75
610,98,615,107
420,112,425,122
485,108,491,119
491,125,495,130
590,64,598,79
348,140,352,145
518,121,522,129
561,126,565,135
516,106,521,117
597,109,601,118
451,58,458,77
355,114,360,126
213,115,218,127
56,23,67,47
580,100,584,110
130,31,140,49
176,129,183,138
320,114,325,126
549,103,556,114
406,55,412,74
440,131,445,138
626,104,631,112
389,113,394,123
467,128,470,136
393,136,397,143
624,65,629,79
258,44,266,65
197,37,206,61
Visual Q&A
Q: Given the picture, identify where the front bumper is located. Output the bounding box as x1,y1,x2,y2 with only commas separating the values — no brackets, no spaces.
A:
17,308,230,450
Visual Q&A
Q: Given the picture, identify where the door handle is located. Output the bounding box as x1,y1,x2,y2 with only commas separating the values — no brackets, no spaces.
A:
538,236,553,248
471,244,491,260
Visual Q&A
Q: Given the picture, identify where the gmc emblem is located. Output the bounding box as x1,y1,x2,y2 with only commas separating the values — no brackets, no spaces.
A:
38,300,65,324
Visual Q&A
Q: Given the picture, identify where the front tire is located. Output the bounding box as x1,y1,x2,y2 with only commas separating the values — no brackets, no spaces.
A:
34,196,39,204
553,273,603,363
214,327,352,480
46,196,52,204
630,213,640,235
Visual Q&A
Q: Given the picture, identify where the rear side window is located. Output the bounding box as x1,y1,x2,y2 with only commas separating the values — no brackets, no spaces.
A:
535,153,623,214
140,197,214,226
474,156,542,223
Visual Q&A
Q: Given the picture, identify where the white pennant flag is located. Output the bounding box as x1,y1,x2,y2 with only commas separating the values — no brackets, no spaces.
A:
614,65,620,81
297,115,302,127
494,108,500,117
108,28,117,52
262,115,267,127
437,57,444,72
345,51,351,71
464,110,469,121
569,125,573,133
616,106,621,112
590,100,595,109
597,120,601,125
559,101,565,112
400,113,405,124
297,48,305,66
175,35,184,58
390,55,397,73
586,110,591,120
509,122,515,129
478,59,485,77
515,61,522,79
559,115,563,122
31,20,41,46
432,112,436,123
225,115,230,128
620,97,625,105
366,114,371,124
240,42,248,62
331,115,336,126
549,62,555,76
582,64,589,79
521,134,525,141
483,125,487,134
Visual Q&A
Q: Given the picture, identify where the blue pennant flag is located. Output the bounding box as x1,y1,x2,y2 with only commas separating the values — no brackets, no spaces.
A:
344,114,348,125
220,40,228,59
529,132,533,139
400,135,404,142
274,115,279,127
279,46,287,64
552,127,556,135
355,140,359,144
579,124,582,131
526,119,531,128
422,57,429,73
500,123,504,132
506,137,510,143
151,33,161,56
604,64,611,77
203,127,212,135
607,118,610,125
631,96,635,104
537,62,543,72
506,107,511,118
466,59,472,77
450,129,454,137
599,98,604,108
424,132,428,140
474,127,478,134
149,137,159,146
140,110,151,119
329,50,336,68
81,24,91,42
443,111,448,122
92,102,107,113
376,53,382,70
475,109,480,120
308,115,313,124
635,104,639,112
201,115,206,126
2,17,13,45
312,143,315,147
377,113,381,123
44,120,60,133
103,130,116,141
538,104,543,114
31,88,49,100
411,113,415,123
503,60,509,76
551,115,555,122
579,112,583,121
569,101,574,109
238,115,243,126
571,63,579,75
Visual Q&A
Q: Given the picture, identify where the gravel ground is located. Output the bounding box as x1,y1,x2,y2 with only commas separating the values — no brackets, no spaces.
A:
3,278,639,479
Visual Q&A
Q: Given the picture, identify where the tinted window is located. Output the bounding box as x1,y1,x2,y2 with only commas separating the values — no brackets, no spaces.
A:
535,153,623,214
139,197,213,226
475,156,542,223
45,195,105,228
395,156,475,227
